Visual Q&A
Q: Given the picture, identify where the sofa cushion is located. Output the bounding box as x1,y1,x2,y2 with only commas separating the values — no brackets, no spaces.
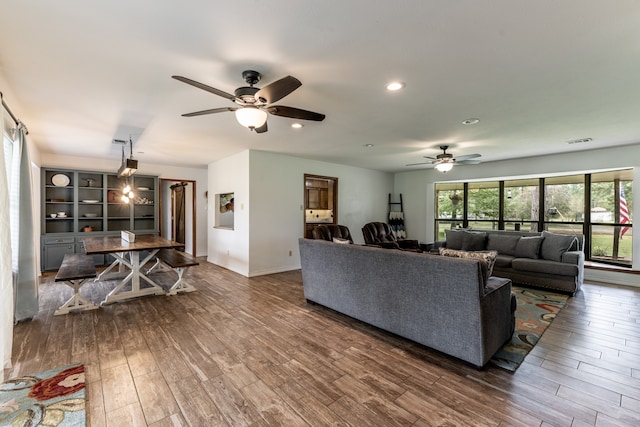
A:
515,236,544,259
461,231,487,251
512,258,579,277
439,248,497,283
494,254,515,268
486,234,520,256
540,231,578,262
445,229,465,250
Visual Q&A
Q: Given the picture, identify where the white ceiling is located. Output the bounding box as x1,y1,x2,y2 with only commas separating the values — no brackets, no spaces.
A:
1,1,639,173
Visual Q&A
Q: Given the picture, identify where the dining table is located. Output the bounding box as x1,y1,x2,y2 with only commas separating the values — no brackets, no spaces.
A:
82,234,183,305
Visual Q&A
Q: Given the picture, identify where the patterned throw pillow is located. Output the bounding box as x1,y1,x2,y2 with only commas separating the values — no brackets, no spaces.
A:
439,248,498,283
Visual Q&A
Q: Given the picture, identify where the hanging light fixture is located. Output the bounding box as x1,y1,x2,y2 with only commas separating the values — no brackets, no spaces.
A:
117,138,138,178
235,106,267,130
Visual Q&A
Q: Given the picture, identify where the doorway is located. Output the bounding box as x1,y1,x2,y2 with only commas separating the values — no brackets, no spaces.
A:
304,174,338,238
159,178,196,255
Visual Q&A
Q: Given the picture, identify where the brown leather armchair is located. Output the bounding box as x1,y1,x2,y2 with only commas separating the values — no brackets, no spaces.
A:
361,222,421,252
311,224,354,243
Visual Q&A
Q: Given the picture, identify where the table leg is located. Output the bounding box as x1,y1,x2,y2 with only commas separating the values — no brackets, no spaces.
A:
100,249,166,305
95,252,129,282
54,279,99,315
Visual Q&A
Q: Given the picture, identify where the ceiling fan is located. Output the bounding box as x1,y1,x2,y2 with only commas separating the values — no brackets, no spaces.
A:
172,70,325,133
406,145,481,172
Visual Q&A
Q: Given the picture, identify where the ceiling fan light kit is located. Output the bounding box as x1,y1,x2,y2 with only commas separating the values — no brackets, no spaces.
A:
435,162,454,173
235,107,267,129
173,70,325,133
406,145,481,172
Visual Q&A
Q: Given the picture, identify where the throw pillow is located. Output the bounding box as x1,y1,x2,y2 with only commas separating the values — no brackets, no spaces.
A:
438,248,498,283
461,231,487,251
515,236,544,259
486,234,519,256
445,229,465,250
332,237,352,244
540,231,577,262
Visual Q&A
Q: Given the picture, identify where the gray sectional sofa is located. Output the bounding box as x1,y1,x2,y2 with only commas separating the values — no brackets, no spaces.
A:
435,229,584,295
298,238,516,368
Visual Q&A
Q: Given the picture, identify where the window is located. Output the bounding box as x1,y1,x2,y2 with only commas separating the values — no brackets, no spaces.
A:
467,181,499,230
504,179,539,232
589,170,633,266
434,169,633,267
435,183,463,240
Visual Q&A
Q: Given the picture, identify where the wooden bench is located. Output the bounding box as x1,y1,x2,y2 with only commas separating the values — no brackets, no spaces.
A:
54,253,99,315
147,249,199,295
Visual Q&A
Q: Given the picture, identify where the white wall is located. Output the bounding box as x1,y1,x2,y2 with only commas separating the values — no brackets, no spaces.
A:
40,153,209,256
394,143,640,285
208,150,250,275
208,150,394,277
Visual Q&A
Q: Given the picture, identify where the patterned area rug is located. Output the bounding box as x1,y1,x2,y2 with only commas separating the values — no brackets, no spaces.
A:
491,287,569,372
0,363,85,426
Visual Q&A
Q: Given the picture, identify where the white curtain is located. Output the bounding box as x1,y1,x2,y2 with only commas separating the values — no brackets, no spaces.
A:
10,124,38,322
0,107,14,382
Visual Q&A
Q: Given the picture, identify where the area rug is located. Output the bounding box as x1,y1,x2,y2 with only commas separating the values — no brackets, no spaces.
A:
490,287,569,372
0,363,85,426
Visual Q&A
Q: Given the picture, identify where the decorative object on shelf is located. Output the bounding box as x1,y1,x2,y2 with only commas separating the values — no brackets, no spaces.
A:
219,193,234,212
57,212,67,217
83,213,98,217
82,225,94,232
86,178,95,187
49,213,57,218
114,138,138,177
81,200,99,203
51,173,70,186
107,190,120,203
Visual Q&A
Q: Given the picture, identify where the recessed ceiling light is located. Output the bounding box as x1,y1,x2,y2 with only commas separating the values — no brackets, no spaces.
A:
385,82,405,91
364,144,374,148
291,123,303,129
462,118,480,125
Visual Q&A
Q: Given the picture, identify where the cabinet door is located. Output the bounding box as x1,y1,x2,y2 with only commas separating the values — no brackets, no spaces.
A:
43,243,75,271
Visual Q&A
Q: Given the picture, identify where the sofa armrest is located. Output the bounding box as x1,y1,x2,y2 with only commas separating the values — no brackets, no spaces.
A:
561,250,584,266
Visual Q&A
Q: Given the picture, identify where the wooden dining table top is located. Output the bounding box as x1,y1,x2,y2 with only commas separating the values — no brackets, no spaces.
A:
82,234,183,254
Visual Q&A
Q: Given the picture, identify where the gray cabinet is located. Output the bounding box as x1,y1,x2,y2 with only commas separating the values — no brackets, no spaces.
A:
42,237,75,271
41,168,159,271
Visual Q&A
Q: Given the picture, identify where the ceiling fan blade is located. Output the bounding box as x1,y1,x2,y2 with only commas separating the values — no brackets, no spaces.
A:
405,162,430,166
454,153,481,161
266,105,326,121
423,156,437,160
255,121,268,134
255,76,301,104
457,159,482,165
172,75,236,101
181,107,237,117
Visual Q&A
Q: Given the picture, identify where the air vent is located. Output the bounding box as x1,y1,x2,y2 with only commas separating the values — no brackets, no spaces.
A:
567,138,592,145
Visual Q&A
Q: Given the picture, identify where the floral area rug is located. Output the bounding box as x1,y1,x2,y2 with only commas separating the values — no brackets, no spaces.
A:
490,287,569,372
0,363,85,426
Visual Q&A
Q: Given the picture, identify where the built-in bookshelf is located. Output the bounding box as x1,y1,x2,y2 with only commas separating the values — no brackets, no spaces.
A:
41,168,158,270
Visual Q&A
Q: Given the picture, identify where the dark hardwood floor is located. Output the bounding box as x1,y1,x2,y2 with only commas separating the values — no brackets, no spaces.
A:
6,260,640,426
